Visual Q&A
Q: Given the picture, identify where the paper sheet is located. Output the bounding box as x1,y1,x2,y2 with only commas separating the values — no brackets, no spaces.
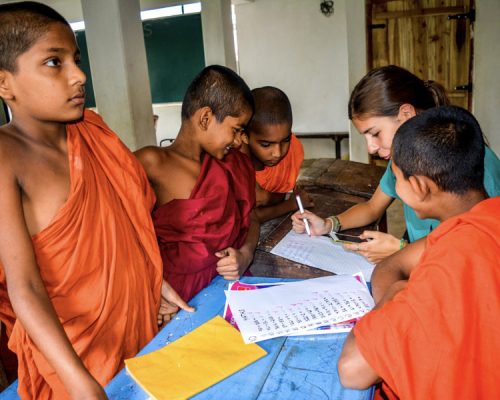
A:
271,230,374,281
223,281,356,336
125,316,267,400
226,275,374,343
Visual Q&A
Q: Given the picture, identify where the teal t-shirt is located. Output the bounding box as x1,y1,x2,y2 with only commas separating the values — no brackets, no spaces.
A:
380,146,500,242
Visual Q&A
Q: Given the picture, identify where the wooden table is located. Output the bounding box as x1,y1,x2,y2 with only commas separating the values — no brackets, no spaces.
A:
250,186,381,279
298,159,385,199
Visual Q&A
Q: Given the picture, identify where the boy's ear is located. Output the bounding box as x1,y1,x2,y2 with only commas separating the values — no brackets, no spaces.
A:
0,70,14,101
397,103,417,123
198,106,214,131
241,132,249,145
408,175,433,201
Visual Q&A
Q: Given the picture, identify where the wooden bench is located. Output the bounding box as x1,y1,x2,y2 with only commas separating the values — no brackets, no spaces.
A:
295,132,349,159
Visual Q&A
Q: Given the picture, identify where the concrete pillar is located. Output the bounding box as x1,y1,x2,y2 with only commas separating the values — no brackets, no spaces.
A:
201,0,237,71
81,0,155,150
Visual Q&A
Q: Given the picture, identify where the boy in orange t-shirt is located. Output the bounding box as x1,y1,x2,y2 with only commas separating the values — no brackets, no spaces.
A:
338,106,500,399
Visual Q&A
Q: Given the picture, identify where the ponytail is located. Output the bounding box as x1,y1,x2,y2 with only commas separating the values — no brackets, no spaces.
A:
424,80,450,107
349,65,450,119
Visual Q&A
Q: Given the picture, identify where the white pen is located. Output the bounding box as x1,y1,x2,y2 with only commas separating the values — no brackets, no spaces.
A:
295,194,311,236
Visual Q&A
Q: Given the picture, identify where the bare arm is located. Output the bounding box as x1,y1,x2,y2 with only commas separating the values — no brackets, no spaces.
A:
338,331,381,389
371,238,425,303
336,186,393,230
291,185,393,235
255,188,314,223
134,146,159,182
0,166,106,398
338,277,408,389
338,239,422,389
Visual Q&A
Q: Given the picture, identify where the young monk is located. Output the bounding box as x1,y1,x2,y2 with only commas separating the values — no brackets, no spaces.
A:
135,65,260,303
237,86,313,222
292,65,500,263
338,106,500,399
0,2,190,398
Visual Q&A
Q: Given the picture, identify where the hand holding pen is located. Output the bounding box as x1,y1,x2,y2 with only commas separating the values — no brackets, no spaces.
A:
291,208,335,236
295,194,312,236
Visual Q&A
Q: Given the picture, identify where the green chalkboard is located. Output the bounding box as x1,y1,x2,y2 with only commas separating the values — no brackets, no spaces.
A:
75,13,205,108
75,31,96,108
144,13,205,103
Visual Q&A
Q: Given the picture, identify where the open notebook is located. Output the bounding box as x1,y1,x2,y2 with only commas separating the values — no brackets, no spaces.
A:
271,230,374,281
124,316,267,400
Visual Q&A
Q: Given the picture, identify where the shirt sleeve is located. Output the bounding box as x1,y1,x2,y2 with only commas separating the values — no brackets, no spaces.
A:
484,146,500,197
378,161,398,198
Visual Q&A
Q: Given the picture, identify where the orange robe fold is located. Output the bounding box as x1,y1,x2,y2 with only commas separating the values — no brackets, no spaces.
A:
2,109,162,399
153,149,255,302
354,197,500,400
255,134,304,193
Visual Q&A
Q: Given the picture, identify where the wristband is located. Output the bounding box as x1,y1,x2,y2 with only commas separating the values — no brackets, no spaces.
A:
399,238,407,250
326,215,342,234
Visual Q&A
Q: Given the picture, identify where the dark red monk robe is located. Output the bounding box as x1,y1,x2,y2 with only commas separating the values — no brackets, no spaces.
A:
153,149,255,302
0,110,162,399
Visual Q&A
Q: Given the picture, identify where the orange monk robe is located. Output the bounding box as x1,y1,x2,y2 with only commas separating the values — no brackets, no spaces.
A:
255,134,304,193
353,197,500,400
2,110,163,399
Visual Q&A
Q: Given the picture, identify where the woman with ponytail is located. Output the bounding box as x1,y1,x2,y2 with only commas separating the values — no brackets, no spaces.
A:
292,65,499,263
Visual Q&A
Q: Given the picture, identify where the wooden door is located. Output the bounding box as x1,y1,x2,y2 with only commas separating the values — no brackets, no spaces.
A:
366,0,475,110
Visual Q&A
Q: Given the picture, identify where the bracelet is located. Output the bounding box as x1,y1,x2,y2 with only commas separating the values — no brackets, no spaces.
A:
399,238,407,250
326,215,342,234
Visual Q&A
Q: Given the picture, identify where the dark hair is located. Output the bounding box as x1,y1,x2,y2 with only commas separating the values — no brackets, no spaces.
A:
0,2,69,72
348,65,450,119
181,65,254,123
247,86,293,131
392,106,485,194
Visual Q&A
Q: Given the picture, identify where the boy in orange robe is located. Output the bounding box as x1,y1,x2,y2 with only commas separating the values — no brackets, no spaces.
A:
338,106,500,399
135,65,260,303
238,86,313,222
0,3,190,398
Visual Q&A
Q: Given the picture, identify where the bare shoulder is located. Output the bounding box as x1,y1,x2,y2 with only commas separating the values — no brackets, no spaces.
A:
0,125,23,169
134,145,164,168
134,145,179,177
135,145,200,205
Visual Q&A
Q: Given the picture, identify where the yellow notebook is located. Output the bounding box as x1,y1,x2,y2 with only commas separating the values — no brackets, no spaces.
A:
124,316,267,400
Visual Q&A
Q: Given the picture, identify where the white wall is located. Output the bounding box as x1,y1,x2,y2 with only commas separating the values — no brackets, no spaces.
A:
234,0,351,159
153,102,182,143
473,0,500,155
11,0,498,157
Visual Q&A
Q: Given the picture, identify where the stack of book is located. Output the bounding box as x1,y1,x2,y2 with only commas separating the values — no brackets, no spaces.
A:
223,274,374,343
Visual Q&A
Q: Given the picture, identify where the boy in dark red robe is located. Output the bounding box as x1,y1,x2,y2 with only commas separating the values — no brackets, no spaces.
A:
338,106,500,399
136,65,260,304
